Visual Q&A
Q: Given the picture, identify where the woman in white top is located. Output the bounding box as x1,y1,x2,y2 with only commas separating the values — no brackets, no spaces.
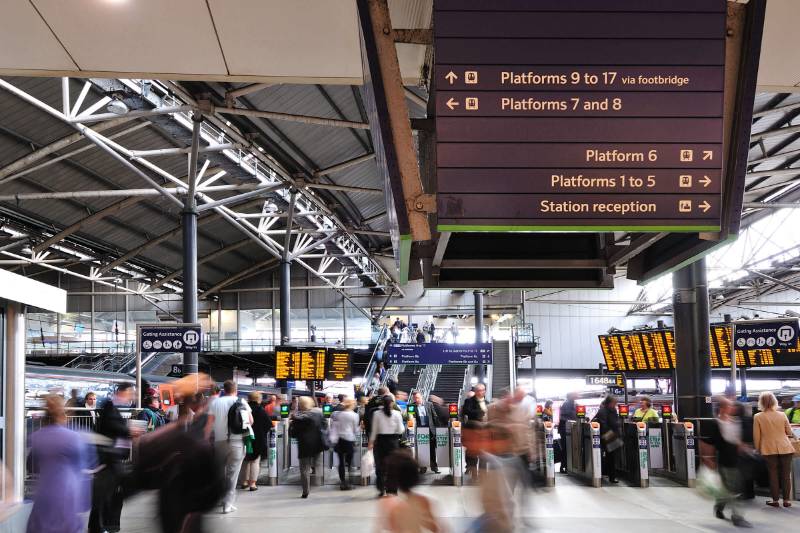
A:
369,395,405,497
330,398,360,490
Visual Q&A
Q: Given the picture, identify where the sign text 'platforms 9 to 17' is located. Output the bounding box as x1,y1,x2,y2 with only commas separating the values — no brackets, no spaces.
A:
386,343,493,365
434,0,726,232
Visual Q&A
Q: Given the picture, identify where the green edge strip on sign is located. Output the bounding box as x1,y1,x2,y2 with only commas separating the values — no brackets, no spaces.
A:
399,234,412,285
437,225,722,233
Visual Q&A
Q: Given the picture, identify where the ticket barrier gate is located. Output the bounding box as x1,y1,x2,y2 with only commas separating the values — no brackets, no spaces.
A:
530,421,556,487
614,422,649,488
564,420,602,487
408,421,465,486
647,421,696,487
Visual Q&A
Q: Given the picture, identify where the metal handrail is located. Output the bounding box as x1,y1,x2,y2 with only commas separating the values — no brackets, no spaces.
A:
363,324,390,395
416,364,441,401
457,365,474,413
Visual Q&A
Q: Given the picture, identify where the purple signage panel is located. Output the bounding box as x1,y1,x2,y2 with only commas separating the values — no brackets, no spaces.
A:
433,0,726,232
386,343,493,365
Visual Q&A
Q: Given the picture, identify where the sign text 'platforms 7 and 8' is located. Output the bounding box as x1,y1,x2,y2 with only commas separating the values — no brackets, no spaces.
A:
434,0,726,232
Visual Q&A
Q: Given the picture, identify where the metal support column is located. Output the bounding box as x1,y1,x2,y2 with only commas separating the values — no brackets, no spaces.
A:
90,281,95,354
474,290,485,383
280,260,291,343
5,302,26,502
672,258,712,419
182,113,202,374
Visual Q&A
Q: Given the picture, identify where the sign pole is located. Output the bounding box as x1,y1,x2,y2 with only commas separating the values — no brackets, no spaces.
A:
136,324,142,409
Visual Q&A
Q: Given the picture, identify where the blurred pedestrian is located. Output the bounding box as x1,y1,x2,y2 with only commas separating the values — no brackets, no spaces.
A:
593,395,622,484
785,393,800,424
754,391,795,508
208,380,252,513
633,396,659,423
331,398,359,490
26,395,93,533
462,383,489,479
542,400,554,423
369,395,405,497
557,393,578,473
65,388,82,409
377,451,442,533
242,391,269,491
290,396,326,498
488,388,535,510
700,397,751,528
89,383,139,533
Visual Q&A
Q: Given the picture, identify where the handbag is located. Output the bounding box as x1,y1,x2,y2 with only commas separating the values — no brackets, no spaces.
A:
361,449,375,476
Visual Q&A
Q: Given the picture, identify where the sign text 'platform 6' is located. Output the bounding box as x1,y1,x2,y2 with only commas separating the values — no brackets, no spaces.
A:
434,0,726,232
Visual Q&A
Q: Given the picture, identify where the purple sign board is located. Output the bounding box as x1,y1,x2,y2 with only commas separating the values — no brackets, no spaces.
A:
386,343,493,365
434,0,726,232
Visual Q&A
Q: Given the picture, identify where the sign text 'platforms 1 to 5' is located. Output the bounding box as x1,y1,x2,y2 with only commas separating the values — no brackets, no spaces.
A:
434,0,726,232
386,343,493,365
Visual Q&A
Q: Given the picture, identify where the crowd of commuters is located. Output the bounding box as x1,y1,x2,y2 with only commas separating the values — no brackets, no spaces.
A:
23,377,800,532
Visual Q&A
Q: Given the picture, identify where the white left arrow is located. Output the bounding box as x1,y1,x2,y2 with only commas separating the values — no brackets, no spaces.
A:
446,97,460,110
700,200,711,213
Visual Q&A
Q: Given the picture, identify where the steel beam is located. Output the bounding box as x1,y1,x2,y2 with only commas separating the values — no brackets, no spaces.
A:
32,196,142,253
0,183,262,202
199,258,280,298
304,182,383,195
213,105,369,130
440,259,607,269
607,233,669,267
149,239,250,290
225,83,273,102
312,152,376,177
195,183,285,212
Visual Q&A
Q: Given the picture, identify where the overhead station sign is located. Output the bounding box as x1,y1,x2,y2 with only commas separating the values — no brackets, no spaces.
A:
139,324,201,353
434,0,726,232
386,343,493,365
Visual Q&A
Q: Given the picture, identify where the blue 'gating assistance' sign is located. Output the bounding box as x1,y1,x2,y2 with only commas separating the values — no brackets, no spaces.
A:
386,342,493,365
733,318,800,350
139,325,202,352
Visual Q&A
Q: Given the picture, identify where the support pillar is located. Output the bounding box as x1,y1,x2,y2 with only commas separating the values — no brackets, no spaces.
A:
474,290,485,384
672,258,712,419
280,260,291,343
182,113,201,374
5,302,25,502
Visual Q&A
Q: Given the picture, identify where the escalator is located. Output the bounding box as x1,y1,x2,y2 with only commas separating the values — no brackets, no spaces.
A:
430,364,467,404
393,365,421,396
490,339,514,399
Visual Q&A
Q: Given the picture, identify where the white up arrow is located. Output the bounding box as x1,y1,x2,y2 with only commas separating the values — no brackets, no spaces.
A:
446,97,460,110
699,200,711,213
445,71,458,84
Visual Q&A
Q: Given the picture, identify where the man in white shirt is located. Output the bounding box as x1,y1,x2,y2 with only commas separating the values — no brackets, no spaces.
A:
208,380,252,513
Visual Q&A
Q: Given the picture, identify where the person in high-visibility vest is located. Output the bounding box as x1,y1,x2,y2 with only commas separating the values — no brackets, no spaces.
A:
785,394,800,424
632,396,660,423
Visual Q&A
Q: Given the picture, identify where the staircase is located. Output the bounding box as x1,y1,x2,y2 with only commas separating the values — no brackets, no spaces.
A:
490,339,514,400
430,364,468,404
394,365,421,396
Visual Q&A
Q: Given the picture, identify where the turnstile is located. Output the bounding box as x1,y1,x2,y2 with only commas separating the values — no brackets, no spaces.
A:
615,422,649,488
565,420,602,487
646,421,697,487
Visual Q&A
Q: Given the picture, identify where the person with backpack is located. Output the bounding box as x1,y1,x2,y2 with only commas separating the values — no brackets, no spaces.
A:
208,380,252,514
289,396,326,498
138,396,166,432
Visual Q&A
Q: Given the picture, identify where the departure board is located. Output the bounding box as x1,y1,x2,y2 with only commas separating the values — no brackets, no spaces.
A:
600,324,800,371
274,346,352,381
327,349,352,381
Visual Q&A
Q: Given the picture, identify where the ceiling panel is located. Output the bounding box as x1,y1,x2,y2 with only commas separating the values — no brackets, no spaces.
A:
31,0,227,76
0,0,76,71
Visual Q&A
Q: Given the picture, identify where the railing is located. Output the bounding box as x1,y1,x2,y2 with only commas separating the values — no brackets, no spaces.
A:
457,365,474,413
382,364,403,389
512,323,536,345
26,340,136,356
363,324,390,395
416,364,441,401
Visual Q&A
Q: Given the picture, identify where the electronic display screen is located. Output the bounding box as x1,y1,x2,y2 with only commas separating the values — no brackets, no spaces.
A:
599,323,800,371
274,346,353,381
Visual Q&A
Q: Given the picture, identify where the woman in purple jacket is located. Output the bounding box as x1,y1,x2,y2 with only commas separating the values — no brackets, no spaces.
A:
27,395,93,533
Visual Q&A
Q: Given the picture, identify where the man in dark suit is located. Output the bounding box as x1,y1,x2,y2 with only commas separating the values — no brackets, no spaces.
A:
461,384,489,477
89,383,140,533
409,392,442,473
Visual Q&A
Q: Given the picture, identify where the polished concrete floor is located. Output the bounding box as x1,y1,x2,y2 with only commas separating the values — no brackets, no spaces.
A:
120,474,800,532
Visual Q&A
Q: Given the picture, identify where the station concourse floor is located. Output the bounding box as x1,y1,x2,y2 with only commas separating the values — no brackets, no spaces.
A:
120,474,800,532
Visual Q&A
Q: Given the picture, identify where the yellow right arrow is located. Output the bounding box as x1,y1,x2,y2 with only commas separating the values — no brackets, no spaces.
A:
700,200,711,213
700,176,711,187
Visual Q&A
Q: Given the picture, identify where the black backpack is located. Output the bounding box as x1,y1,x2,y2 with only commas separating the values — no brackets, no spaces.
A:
227,398,247,436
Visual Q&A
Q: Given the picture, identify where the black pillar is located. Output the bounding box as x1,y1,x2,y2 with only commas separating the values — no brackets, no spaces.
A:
280,260,291,343
182,113,201,374
672,257,712,419
474,290,485,383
